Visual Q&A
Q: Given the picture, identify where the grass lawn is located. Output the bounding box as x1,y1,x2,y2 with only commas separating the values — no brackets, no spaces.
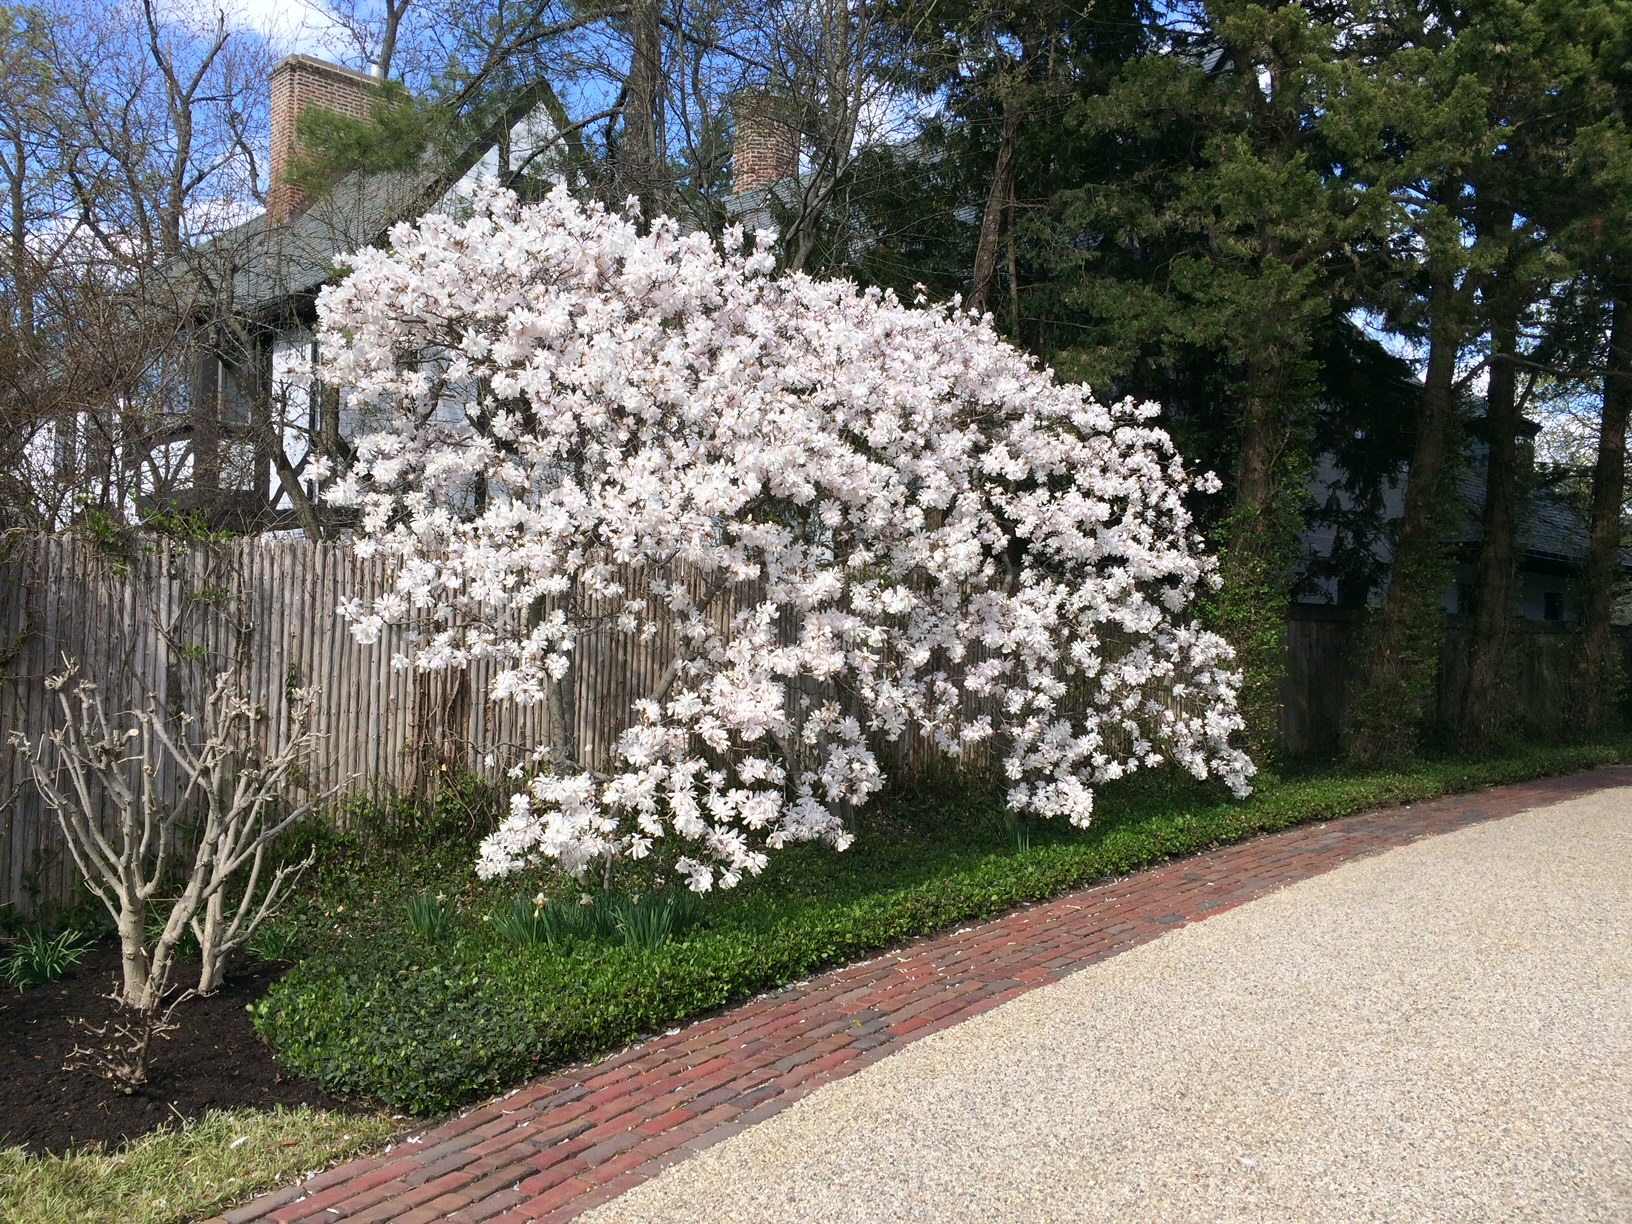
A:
0,1108,395,1224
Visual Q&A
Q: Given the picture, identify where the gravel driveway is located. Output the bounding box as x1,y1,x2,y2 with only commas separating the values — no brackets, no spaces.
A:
586,788,1632,1223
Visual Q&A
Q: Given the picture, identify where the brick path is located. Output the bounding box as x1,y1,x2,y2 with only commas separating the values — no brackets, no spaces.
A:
215,766,1632,1224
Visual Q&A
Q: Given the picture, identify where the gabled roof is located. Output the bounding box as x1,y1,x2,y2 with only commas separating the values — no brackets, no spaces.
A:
200,167,437,317
198,69,574,320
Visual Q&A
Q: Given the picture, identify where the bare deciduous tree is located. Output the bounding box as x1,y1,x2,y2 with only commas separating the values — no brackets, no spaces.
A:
1,0,334,534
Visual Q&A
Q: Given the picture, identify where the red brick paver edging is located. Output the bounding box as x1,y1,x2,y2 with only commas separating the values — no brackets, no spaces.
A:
215,766,1632,1224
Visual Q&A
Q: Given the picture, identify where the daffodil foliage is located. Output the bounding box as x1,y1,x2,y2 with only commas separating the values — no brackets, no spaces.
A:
313,187,1253,891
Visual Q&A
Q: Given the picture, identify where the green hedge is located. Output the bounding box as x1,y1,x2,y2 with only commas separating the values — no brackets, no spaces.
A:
253,741,1629,1114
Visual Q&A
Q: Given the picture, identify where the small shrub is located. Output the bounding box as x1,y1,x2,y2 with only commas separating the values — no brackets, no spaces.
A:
247,924,302,963
407,891,455,941
610,890,703,950
491,896,554,946
252,931,775,1113
11,666,328,1007
253,943,568,1113
3,926,93,989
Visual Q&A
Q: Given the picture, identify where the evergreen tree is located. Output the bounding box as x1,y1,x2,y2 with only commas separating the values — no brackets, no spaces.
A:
1039,1,1370,758
1337,0,1625,761
1332,1,1519,764
1450,1,1613,751
1549,1,1632,734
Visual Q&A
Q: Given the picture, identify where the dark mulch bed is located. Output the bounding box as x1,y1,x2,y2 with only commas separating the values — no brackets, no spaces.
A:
0,942,369,1156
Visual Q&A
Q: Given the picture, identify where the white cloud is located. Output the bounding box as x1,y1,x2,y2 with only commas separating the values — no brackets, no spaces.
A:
159,0,354,60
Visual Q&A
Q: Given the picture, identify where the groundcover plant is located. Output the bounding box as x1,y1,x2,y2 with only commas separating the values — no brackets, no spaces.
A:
313,186,1254,892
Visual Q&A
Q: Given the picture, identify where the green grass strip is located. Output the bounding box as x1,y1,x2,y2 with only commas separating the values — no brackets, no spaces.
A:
0,1108,395,1224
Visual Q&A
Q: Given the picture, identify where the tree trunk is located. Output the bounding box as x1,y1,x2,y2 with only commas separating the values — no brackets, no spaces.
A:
1457,279,1522,750
375,0,410,79
258,411,325,538
1345,260,1463,765
196,890,226,996
192,353,223,501
618,0,664,220
116,906,152,1008
1212,374,1296,760
970,92,1023,317
8,134,30,340
784,0,866,274
1574,277,1632,734
1235,388,1279,515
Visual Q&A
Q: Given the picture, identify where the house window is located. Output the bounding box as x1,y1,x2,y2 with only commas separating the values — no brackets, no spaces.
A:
1543,591,1564,621
1337,575,1370,608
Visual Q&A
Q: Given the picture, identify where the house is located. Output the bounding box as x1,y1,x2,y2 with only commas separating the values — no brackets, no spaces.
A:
1296,422,1630,625
150,57,561,531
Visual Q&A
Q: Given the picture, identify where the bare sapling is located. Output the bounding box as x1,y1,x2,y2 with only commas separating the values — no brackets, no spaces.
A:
10,664,337,1010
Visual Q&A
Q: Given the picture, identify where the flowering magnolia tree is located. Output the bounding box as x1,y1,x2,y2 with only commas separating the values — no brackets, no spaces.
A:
313,186,1254,892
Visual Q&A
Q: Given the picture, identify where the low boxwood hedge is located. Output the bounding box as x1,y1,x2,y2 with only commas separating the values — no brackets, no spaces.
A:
253,740,1630,1115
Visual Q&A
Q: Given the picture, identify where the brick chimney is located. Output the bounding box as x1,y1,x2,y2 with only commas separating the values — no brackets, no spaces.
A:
268,55,380,224
731,92,799,194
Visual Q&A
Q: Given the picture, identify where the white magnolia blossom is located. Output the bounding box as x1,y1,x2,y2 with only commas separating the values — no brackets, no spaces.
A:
315,186,1254,891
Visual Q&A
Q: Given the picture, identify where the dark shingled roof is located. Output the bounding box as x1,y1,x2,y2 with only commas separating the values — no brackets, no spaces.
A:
1452,469,1632,570
208,167,773,323
199,167,437,317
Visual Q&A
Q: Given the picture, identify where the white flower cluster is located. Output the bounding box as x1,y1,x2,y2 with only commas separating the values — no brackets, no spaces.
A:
315,186,1254,891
